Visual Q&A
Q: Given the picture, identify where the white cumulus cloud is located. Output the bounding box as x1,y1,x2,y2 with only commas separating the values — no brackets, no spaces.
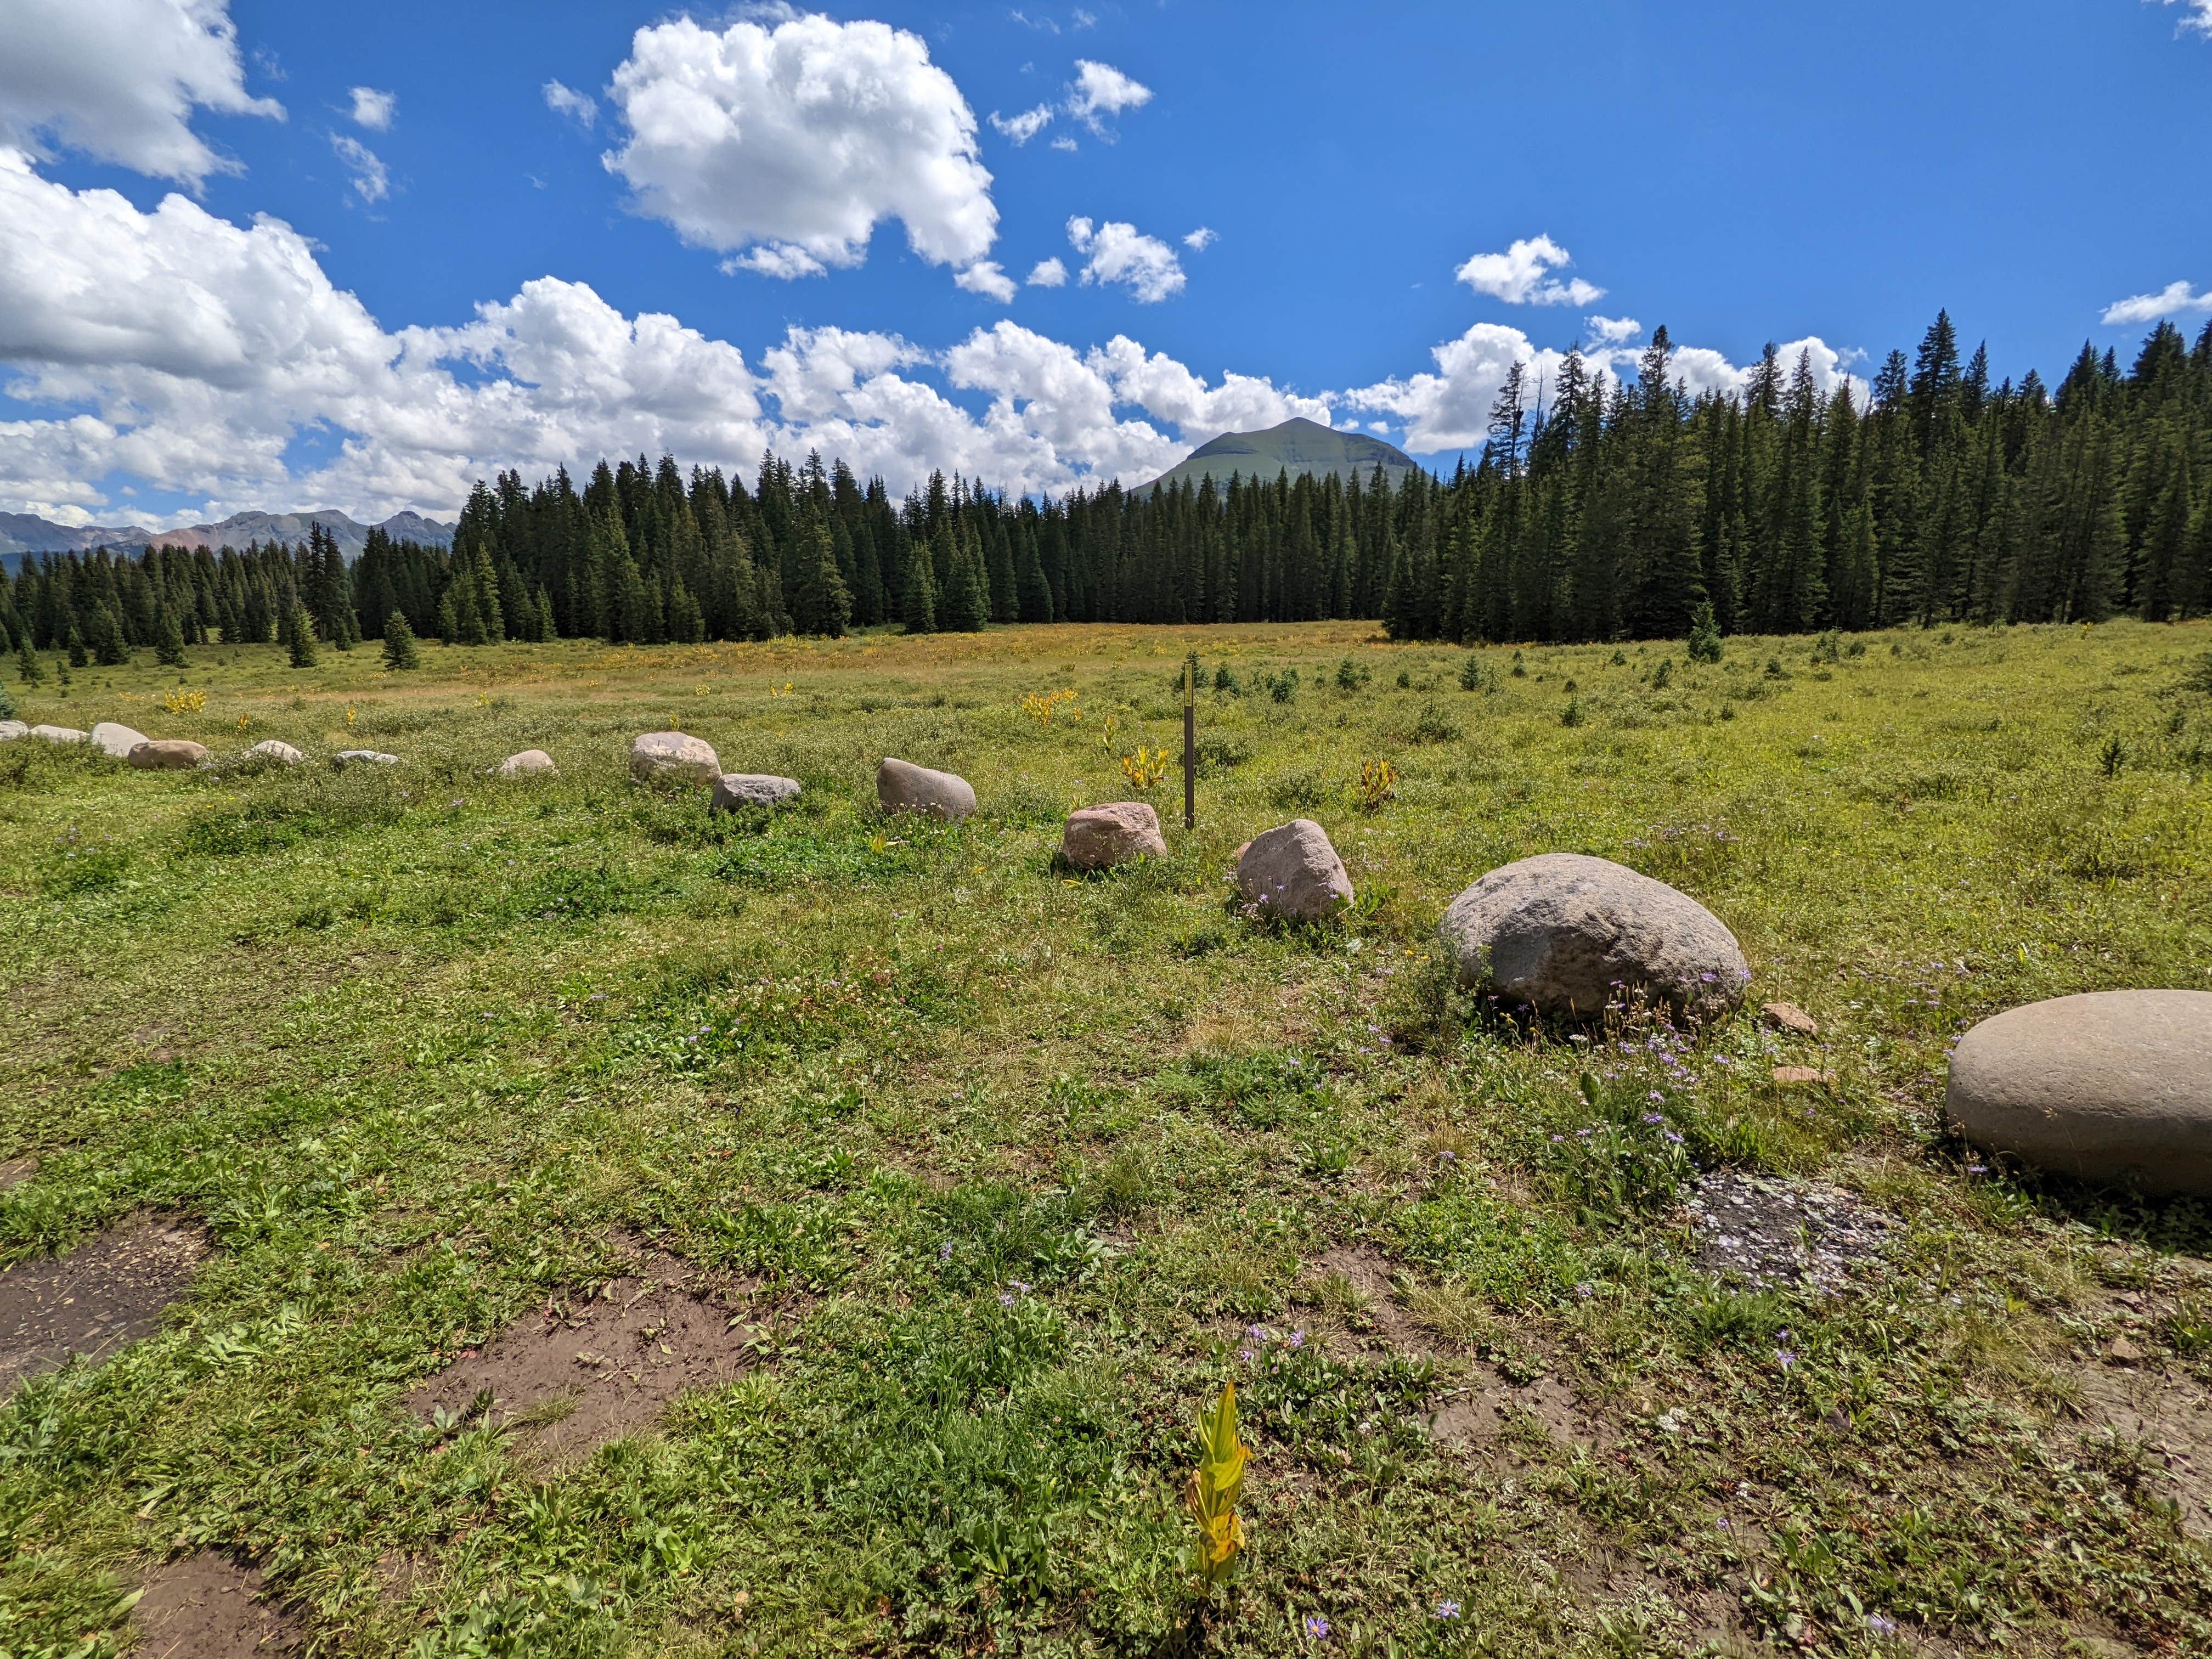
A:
1065,59,1150,135
1338,319,1860,452
2101,280,2212,325
2157,0,2212,36
955,261,1017,303
1049,135,1079,153
989,104,1053,144
348,86,394,130
1028,256,1068,287
330,134,388,204
1454,235,1605,308
602,14,997,278
0,0,283,187
0,146,1337,522
1585,314,1641,344
542,79,597,129
1068,216,1184,303
1184,226,1217,251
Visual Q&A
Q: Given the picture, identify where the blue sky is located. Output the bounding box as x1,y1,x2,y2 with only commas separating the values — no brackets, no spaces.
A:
2,0,2207,526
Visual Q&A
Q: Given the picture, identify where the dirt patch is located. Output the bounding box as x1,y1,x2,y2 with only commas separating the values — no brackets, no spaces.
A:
1680,1170,1897,1294
134,1550,301,1657
0,1158,34,1191
1304,1245,1430,1355
0,1214,208,1397
2075,1361,2212,1532
404,1248,766,1466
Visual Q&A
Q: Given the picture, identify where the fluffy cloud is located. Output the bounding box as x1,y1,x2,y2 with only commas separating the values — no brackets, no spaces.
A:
603,14,997,278
1027,257,1068,287
2158,0,2212,36
1455,235,1604,307
348,86,394,131
1066,59,1150,134
989,104,1053,145
1183,227,1217,252
542,79,596,129
1338,318,1861,451
331,135,388,204
1068,216,1185,303
0,146,1334,521
954,261,1017,303
2102,280,2212,325
1585,314,1641,344
0,0,281,187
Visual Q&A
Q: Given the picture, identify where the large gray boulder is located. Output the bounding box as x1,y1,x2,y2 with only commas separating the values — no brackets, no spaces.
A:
127,739,207,770
29,725,86,745
90,721,150,759
493,749,557,777
877,757,974,820
1947,991,2212,1194
711,774,802,812
1064,802,1167,871
334,748,400,769
246,739,305,766
0,720,25,742
1438,853,1748,1025
1234,819,1353,923
631,731,720,785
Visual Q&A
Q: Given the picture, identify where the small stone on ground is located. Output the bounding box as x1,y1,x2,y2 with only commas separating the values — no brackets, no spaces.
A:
1761,1001,1820,1036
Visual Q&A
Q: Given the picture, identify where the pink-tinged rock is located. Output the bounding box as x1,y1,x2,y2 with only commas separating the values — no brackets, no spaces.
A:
1438,853,1749,1025
1234,819,1353,924
630,731,720,785
127,740,207,770
1063,802,1167,871
877,757,974,820
494,749,557,777
1762,1001,1820,1037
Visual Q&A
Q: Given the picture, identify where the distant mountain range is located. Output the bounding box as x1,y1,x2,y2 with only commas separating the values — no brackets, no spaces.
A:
1142,416,1423,493
0,507,455,571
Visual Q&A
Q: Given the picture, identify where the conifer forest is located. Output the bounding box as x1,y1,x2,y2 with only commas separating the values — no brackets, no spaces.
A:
5,313,2209,661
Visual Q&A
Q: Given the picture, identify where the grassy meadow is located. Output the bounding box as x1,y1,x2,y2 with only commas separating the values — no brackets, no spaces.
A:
2,617,2210,1657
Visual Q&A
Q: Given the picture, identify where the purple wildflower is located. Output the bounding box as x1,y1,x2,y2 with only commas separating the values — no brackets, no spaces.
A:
1435,1600,1461,1620
1305,1615,1330,1640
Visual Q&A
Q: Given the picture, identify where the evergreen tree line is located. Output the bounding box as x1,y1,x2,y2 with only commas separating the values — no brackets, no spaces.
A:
5,314,2208,659
1391,313,2212,642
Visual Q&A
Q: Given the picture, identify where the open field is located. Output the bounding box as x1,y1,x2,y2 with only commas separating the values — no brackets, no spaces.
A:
2,618,2210,1658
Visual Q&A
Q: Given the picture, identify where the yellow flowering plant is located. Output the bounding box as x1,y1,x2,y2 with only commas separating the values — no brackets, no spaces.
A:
1187,1381,1249,1584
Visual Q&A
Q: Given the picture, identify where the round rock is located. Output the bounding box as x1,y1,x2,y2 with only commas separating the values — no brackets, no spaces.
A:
1946,991,2212,1194
1438,852,1748,1025
128,739,207,770
29,725,86,745
246,739,305,765
631,730,720,785
1234,819,1353,923
877,757,975,820
1063,801,1167,871
334,748,400,768
90,721,150,759
711,773,802,811
494,749,557,777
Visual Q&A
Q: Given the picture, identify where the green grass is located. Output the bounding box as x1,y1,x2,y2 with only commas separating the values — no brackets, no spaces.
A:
2,618,2210,1657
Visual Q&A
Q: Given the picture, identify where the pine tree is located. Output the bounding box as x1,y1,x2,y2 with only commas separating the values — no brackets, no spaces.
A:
904,541,938,633
286,601,318,668
786,522,853,637
16,640,43,685
382,608,421,670
941,524,989,632
154,606,188,668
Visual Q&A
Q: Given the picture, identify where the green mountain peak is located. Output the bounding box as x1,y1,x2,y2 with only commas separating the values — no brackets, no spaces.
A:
1140,416,1421,493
